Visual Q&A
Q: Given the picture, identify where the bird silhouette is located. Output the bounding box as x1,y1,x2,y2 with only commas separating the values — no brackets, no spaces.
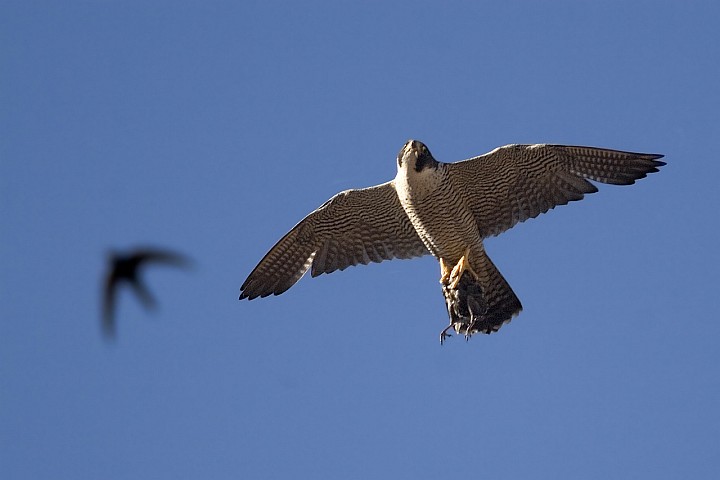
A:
102,247,189,339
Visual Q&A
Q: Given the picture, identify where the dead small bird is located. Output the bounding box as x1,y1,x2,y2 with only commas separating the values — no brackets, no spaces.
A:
102,247,189,339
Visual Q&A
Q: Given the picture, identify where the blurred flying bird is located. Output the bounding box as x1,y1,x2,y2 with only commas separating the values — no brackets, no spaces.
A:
240,140,664,343
102,247,189,339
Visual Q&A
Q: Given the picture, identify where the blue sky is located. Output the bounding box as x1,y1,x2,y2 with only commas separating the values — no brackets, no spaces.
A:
2,1,719,478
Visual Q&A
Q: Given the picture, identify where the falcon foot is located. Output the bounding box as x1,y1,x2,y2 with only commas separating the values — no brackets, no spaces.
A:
439,249,478,289
439,325,453,345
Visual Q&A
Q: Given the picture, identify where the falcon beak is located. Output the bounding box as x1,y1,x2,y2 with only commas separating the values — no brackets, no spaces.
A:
407,141,420,159
398,140,414,168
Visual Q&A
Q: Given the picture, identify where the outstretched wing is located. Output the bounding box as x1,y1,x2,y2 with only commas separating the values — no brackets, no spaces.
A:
240,181,430,299
448,144,665,238
131,249,190,268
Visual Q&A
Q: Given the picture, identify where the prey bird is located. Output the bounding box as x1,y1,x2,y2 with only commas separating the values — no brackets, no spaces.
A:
239,140,664,343
102,247,189,339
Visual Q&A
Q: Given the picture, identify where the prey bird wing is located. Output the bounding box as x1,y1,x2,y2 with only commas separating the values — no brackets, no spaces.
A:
127,249,190,268
240,181,430,299
448,144,665,239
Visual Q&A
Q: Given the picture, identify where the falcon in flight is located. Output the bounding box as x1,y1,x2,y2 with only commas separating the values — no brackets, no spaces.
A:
240,140,664,343
102,247,189,339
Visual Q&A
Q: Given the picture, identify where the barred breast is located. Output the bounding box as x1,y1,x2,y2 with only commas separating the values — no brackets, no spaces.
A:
394,163,480,264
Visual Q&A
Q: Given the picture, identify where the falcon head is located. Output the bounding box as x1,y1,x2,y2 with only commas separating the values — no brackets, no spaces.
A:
397,140,439,173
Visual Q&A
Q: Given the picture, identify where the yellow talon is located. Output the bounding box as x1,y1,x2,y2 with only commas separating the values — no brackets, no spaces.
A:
448,258,466,289
448,248,478,289
440,248,479,288
439,258,453,284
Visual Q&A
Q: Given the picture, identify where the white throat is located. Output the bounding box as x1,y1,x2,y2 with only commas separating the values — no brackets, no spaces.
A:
395,159,441,203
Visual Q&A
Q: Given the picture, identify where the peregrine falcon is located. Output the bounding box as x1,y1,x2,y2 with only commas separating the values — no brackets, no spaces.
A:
239,140,664,343
102,248,190,339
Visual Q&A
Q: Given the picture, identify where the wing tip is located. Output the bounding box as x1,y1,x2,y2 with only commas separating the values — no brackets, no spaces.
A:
239,280,294,301
238,289,272,301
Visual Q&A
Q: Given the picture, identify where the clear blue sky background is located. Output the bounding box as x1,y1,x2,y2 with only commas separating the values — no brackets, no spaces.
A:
2,1,719,479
